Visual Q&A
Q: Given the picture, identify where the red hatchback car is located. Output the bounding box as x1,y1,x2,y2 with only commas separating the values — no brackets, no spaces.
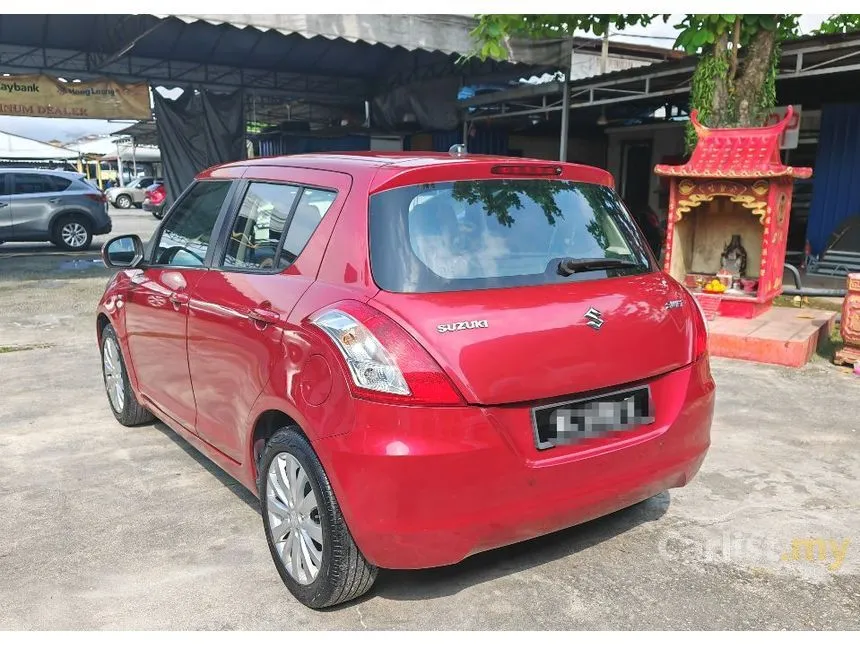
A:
97,152,714,608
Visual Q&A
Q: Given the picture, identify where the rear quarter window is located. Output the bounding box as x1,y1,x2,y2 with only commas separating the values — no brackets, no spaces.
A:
368,179,653,293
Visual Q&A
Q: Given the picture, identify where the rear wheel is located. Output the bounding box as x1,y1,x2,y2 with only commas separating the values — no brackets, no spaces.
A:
115,194,132,209
100,324,154,426
258,427,377,609
152,208,164,220
52,215,92,251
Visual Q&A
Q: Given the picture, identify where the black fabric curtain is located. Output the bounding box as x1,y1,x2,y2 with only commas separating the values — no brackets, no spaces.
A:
153,88,245,205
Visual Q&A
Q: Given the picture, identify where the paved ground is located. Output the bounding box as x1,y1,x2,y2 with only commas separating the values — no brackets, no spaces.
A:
1,208,858,629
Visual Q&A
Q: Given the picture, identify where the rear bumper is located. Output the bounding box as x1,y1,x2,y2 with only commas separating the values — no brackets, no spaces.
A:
94,219,112,235
143,201,163,213
318,356,715,570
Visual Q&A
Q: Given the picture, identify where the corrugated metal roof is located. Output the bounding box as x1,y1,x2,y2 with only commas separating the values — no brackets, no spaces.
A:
0,131,78,160
164,14,484,57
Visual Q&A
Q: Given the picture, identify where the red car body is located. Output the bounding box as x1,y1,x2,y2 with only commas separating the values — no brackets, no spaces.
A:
97,153,714,572
142,182,166,217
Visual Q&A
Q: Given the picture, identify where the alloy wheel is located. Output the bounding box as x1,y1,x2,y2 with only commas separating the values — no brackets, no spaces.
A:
61,222,88,249
102,336,125,413
266,452,324,584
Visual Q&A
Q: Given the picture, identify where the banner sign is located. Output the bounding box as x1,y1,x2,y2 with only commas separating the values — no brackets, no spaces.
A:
764,105,802,150
0,74,151,120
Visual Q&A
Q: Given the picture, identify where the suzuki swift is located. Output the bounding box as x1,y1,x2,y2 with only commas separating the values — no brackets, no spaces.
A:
96,152,714,609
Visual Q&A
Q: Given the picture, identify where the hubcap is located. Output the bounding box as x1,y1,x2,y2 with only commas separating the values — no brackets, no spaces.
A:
102,337,125,413
266,453,323,584
61,222,87,248
118,196,130,207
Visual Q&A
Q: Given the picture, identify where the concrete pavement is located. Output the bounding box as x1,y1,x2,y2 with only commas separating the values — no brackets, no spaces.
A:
0,209,858,629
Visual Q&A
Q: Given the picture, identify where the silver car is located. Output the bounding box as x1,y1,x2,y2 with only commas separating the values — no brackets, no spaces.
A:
0,168,112,251
106,176,162,209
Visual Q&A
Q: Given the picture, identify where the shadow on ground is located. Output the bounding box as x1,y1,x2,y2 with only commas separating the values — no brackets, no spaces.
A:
151,421,259,512
365,493,669,604
149,418,669,606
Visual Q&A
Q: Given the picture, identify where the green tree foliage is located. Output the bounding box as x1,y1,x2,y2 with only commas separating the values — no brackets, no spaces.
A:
471,14,860,151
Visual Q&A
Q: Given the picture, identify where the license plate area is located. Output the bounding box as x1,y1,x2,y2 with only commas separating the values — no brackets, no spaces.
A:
532,385,654,450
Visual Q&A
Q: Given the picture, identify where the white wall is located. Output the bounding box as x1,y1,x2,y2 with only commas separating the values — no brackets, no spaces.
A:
508,134,606,167
606,121,686,214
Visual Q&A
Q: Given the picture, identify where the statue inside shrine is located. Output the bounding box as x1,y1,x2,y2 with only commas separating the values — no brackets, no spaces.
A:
720,234,748,278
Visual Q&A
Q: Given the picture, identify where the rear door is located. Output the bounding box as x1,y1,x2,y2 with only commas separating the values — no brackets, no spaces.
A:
366,175,695,405
187,167,349,462
8,172,70,236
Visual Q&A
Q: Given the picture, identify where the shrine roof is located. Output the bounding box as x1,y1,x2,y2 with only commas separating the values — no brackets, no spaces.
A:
654,106,813,180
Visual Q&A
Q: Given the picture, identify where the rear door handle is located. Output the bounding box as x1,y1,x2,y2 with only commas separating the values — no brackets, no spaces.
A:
48,198,61,204
246,307,281,327
0,202,7,208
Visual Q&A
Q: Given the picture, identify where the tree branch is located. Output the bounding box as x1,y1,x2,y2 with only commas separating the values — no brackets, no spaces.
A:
729,15,741,80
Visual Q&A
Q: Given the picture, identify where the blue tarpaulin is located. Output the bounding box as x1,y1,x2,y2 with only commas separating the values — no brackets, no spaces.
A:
807,103,860,253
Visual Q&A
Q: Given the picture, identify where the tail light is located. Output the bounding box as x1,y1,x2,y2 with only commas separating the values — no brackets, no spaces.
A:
309,300,464,406
688,292,709,360
85,193,107,204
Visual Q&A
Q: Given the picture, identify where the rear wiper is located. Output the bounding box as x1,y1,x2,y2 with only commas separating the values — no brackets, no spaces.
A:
557,257,642,277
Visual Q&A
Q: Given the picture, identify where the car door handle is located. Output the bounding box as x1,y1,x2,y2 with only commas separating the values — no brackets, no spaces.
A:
48,198,61,204
0,202,7,208
169,291,190,306
246,307,281,327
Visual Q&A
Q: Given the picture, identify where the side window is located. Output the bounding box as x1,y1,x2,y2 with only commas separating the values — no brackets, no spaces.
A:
222,182,300,271
11,173,69,194
153,180,231,267
281,188,336,265
139,178,154,189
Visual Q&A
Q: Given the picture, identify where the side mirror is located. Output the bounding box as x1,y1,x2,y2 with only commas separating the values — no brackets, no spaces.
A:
102,234,145,269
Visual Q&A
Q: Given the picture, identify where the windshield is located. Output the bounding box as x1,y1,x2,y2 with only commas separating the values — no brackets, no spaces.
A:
368,179,654,293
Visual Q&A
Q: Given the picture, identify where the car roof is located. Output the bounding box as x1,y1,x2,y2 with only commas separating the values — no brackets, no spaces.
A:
203,152,615,193
0,167,86,179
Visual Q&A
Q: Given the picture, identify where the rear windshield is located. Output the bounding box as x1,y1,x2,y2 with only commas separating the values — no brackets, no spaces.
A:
368,179,654,293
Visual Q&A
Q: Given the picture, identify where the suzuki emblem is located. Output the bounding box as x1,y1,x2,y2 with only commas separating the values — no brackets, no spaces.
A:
584,307,604,330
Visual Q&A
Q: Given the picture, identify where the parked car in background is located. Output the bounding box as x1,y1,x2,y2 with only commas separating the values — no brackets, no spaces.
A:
96,152,714,609
142,182,166,219
0,168,111,250
106,176,163,209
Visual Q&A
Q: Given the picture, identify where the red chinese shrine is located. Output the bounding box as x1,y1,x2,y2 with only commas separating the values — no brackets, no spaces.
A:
655,106,812,319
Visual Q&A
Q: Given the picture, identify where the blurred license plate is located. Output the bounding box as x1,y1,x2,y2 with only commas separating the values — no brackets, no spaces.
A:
532,386,654,450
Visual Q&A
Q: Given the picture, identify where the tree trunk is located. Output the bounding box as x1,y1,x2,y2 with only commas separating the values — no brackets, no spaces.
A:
734,28,777,126
709,32,731,127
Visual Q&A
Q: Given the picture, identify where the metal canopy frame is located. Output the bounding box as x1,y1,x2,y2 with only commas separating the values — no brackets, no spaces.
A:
460,31,860,160
0,14,545,129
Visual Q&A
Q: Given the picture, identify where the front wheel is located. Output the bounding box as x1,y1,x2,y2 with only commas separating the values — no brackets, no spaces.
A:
258,427,377,609
100,324,154,426
115,194,132,209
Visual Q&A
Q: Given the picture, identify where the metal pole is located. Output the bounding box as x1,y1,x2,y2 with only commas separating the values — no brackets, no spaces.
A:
131,136,137,176
559,72,570,161
116,141,124,186
462,118,469,147
559,40,573,161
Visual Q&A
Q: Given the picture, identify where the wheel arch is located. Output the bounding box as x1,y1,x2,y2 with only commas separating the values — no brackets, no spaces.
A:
49,208,97,235
250,409,306,482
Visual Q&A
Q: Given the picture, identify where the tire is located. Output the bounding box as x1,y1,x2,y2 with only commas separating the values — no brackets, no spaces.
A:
52,215,93,251
115,194,132,209
258,427,377,609
100,324,154,426
152,209,164,220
